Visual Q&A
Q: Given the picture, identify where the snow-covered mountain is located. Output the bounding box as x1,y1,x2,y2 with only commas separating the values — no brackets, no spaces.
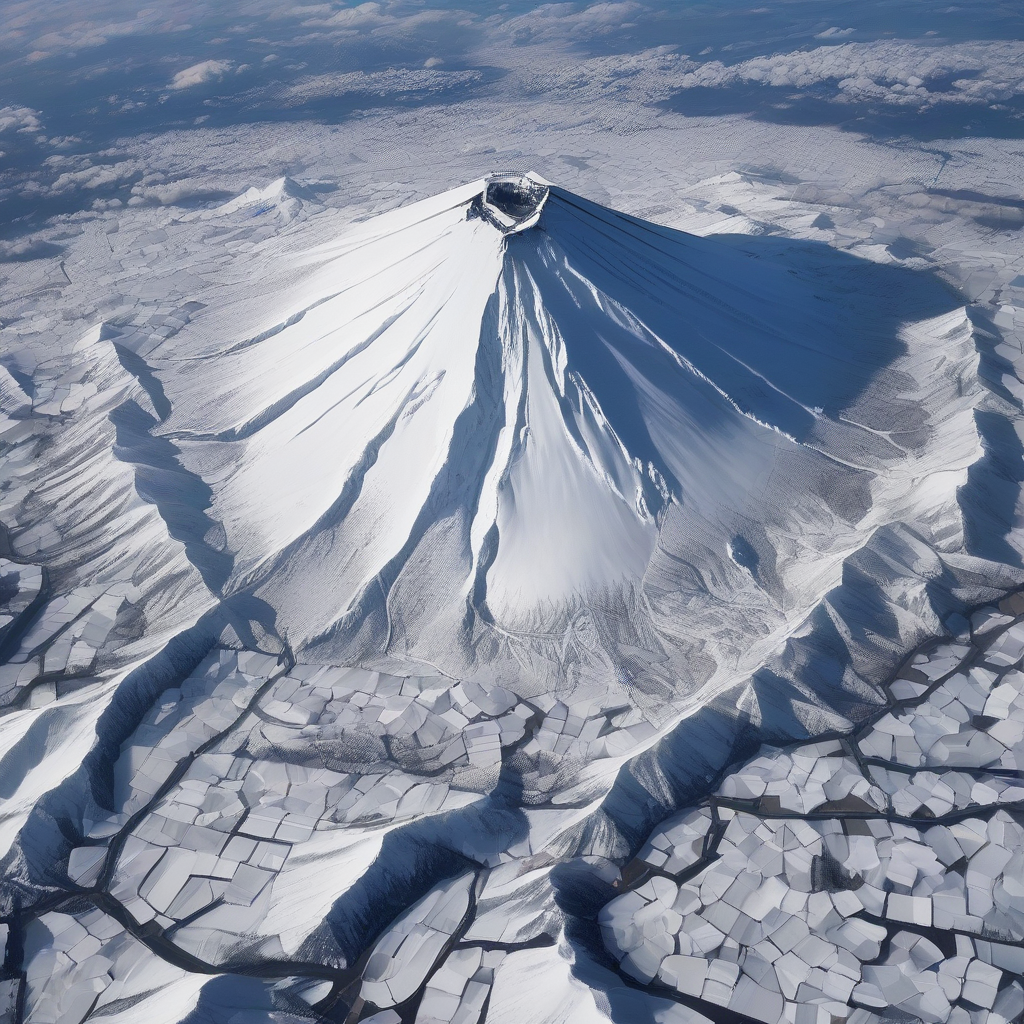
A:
145,174,980,705
209,176,316,222
3,174,1022,1024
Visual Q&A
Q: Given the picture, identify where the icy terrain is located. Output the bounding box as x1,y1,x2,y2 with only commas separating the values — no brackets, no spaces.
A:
601,599,1024,1024
2,159,1024,1024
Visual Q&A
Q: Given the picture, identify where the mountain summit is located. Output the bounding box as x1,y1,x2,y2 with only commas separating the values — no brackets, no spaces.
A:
143,174,978,702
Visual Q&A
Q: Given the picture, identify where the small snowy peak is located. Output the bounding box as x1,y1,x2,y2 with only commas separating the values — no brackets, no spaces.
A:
213,176,314,221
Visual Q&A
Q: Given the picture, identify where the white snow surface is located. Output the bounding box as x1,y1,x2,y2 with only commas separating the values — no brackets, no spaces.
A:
143,175,982,710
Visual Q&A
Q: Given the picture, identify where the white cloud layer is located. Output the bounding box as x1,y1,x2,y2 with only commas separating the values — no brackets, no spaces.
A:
674,40,1024,108
296,1,478,43
282,67,483,104
499,2,645,45
169,59,233,91
0,104,41,133
1,1,194,59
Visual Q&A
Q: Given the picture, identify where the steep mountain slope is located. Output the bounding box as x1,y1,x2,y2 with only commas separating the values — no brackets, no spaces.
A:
148,174,980,709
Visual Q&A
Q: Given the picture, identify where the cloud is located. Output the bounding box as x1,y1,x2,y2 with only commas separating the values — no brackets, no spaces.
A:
0,237,63,261
322,2,391,31
510,46,689,103
169,59,233,90
282,67,483,105
11,4,194,56
673,40,1024,109
500,2,646,46
128,178,209,205
815,27,855,40
49,160,140,193
298,1,478,43
0,105,42,134
29,153,142,194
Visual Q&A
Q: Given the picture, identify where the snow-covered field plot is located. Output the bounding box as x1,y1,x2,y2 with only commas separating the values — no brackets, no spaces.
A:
602,599,1024,1024
1,95,1024,1024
